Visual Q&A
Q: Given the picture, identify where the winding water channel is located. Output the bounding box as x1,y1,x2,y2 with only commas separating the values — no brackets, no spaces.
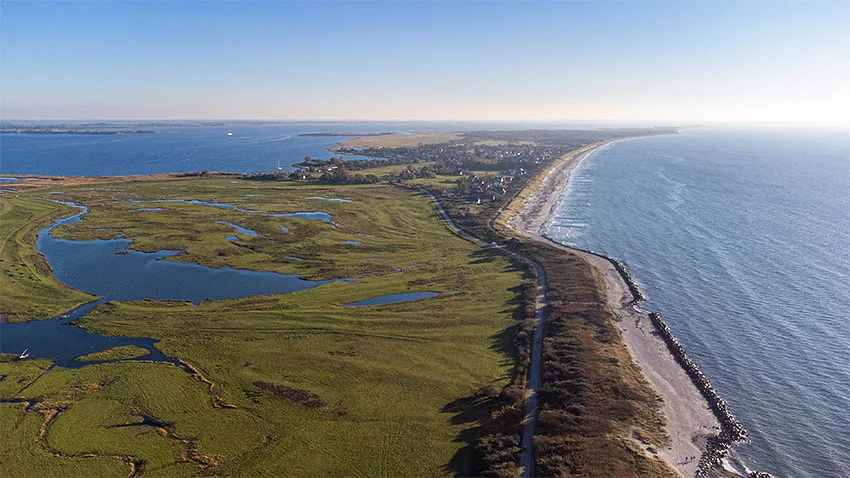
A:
0,200,439,368
0,200,333,368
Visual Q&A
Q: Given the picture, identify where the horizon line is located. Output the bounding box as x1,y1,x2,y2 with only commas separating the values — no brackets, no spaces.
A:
3,118,848,126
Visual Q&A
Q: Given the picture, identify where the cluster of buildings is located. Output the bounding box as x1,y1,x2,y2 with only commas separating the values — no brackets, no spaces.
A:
456,170,527,204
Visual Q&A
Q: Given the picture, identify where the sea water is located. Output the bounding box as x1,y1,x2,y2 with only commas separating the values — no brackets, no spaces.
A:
0,122,389,176
544,126,850,478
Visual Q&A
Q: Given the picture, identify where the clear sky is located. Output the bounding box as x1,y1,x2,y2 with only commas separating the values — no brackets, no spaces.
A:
2,1,848,123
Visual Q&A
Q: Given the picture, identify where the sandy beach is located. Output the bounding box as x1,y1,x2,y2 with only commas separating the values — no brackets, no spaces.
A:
507,140,722,478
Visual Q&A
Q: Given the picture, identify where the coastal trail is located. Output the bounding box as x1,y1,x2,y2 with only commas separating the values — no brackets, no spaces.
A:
426,194,546,478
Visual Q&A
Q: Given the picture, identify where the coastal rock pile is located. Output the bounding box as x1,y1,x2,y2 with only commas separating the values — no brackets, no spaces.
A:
573,247,647,304
577,247,750,477
648,312,748,476
610,258,646,304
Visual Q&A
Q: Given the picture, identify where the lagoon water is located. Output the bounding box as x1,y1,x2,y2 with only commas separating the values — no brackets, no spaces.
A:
1,123,367,176
40,203,326,305
543,127,850,478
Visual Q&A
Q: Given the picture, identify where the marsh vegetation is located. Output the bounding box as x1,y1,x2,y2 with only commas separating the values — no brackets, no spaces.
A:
0,178,531,476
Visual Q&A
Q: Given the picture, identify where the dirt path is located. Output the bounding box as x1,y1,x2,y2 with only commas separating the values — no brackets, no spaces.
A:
517,258,546,478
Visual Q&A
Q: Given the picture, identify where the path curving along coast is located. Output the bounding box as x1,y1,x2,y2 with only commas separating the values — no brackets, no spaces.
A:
507,140,748,477
426,194,546,478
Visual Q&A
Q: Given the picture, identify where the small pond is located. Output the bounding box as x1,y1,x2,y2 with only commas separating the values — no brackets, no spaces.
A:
0,177,41,182
306,196,351,203
218,221,258,238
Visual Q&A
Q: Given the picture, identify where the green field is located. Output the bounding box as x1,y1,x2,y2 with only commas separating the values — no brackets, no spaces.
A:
75,345,151,362
0,179,530,476
0,197,97,322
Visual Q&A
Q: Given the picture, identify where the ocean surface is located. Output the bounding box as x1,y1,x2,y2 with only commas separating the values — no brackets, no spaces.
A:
543,127,850,478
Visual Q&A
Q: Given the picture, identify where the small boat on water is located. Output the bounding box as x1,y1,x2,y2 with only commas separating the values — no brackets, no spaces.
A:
227,132,233,136
19,349,29,360
275,159,284,172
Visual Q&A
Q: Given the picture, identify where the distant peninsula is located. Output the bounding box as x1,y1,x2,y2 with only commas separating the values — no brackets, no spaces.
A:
297,132,396,137
0,125,155,135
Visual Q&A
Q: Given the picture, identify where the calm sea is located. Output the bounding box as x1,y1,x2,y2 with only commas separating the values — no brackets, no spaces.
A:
0,121,613,176
543,127,850,478
0,122,449,176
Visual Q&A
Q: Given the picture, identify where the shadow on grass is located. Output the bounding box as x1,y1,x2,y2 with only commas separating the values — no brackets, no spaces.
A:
441,251,536,476
490,323,520,374
442,393,502,476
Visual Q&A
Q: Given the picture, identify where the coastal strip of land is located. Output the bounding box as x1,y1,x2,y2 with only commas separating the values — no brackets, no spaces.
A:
507,139,726,477
321,127,685,476
296,132,395,137
427,193,549,478
331,131,462,149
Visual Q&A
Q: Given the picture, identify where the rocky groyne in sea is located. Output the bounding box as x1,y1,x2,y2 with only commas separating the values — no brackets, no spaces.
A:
608,257,646,304
648,311,748,476
574,247,749,477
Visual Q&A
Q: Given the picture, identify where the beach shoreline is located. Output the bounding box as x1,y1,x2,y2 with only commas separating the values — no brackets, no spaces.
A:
507,138,736,477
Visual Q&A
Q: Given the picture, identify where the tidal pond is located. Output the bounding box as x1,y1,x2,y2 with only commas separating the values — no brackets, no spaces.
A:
218,221,258,238
0,300,174,369
306,196,351,203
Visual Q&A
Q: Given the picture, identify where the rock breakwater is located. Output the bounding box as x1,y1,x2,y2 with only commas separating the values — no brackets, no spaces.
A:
574,246,749,477
648,311,748,476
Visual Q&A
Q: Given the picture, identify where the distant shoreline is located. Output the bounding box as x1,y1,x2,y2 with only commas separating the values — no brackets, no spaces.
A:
0,128,154,135
297,132,395,137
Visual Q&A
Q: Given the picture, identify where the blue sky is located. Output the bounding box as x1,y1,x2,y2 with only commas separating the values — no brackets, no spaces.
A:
2,1,848,122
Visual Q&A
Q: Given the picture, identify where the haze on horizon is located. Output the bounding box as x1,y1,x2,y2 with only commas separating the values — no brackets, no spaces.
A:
1,1,848,124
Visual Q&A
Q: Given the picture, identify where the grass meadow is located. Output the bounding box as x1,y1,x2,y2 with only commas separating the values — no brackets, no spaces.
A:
0,179,531,476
